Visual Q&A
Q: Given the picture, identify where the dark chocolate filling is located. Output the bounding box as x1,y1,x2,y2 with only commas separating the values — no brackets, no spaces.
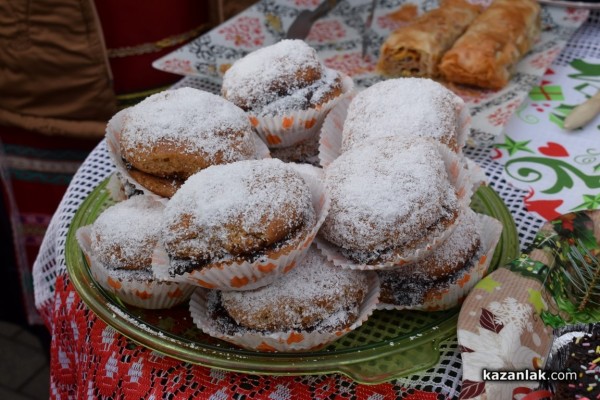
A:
122,157,186,182
207,290,358,336
167,222,307,277
379,244,480,307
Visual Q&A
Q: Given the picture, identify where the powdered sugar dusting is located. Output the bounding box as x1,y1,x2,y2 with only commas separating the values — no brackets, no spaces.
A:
402,208,480,278
341,78,463,151
163,159,315,263
120,87,254,160
257,68,341,117
100,266,155,283
220,246,368,331
222,40,325,113
90,196,164,269
321,137,459,256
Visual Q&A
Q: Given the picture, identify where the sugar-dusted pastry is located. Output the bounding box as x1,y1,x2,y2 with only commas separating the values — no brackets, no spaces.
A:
188,246,380,352
438,0,541,90
320,137,461,265
118,87,257,197
221,40,351,149
221,39,342,117
342,78,467,152
162,158,316,276
79,195,194,309
378,208,481,306
377,0,481,78
376,209,503,311
219,246,369,332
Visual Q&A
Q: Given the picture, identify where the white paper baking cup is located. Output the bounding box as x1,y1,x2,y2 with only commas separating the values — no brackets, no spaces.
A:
105,109,271,203
249,72,354,149
377,213,503,311
456,97,472,150
318,90,471,168
188,272,379,352
315,141,474,271
151,165,331,291
106,172,128,202
318,94,354,168
76,226,195,309
464,157,489,193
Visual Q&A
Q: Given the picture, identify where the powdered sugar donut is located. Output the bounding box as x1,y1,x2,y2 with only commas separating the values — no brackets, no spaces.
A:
320,137,461,265
221,40,342,117
341,78,467,152
220,246,369,331
79,196,195,309
119,87,257,197
162,158,316,276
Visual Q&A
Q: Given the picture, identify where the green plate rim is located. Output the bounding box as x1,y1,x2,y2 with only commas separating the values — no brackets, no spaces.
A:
65,178,518,384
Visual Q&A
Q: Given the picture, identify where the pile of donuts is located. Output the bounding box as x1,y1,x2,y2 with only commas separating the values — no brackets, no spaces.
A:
77,40,502,352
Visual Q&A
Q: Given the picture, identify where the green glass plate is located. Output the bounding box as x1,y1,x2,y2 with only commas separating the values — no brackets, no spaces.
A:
65,177,518,384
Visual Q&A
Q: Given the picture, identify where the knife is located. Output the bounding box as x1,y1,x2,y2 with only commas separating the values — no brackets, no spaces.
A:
362,0,377,58
563,90,600,131
286,0,337,40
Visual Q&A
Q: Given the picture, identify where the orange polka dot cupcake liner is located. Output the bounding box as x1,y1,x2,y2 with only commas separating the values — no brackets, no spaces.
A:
151,165,331,291
377,213,503,311
249,73,354,149
188,272,380,352
76,226,195,309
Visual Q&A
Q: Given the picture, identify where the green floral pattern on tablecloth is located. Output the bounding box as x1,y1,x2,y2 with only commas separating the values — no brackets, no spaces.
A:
494,59,600,221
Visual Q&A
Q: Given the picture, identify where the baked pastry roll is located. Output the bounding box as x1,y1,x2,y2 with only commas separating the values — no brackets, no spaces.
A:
438,0,541,90
377,0,481,78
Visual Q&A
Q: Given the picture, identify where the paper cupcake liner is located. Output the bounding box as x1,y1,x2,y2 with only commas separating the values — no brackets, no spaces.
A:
376,213,503,311
151,165,331,291
464,157,488,194
318,89,471,168
315,141,474,271
249,72,355,149
188,272,379,352
318,94,354,168
456,97,472,150
76,226,195,309
105,109,271,203
106,172,128,202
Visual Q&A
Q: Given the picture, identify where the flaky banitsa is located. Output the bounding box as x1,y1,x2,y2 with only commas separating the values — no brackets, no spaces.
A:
377,0,481,78
438,0,541,90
